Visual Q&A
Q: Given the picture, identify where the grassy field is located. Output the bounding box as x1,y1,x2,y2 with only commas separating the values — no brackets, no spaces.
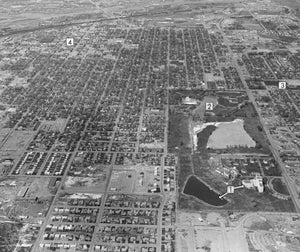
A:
179,193,207,210
0,222,22,252
177,152,194,193
192,154,227,193
236,103,270,154
244,116,271,154
228,187,295,212
168,112,191,152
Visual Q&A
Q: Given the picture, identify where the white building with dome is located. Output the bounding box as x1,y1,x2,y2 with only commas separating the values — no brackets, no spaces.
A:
242,173,264,193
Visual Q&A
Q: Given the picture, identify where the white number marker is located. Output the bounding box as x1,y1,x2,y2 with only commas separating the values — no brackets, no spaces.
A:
66,38,74,46
206,103,213,111
227,186,235,194
279,81,286,89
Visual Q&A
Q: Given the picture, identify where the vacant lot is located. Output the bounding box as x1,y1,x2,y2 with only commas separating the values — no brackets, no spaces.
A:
64,176,107,192
0,128,10,145
0,222,22,252
205,103,271,153
26,177,54,198
1,131,35,151
206,119,256,149
109,170,135,193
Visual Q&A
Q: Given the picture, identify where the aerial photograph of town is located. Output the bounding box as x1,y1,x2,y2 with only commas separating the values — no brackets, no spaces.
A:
0,0,300,251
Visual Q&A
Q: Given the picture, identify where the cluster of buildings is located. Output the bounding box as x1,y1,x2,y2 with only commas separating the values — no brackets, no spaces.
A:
242,173,264,193
5,3,300,249
253,84,300,200
96,226,157,245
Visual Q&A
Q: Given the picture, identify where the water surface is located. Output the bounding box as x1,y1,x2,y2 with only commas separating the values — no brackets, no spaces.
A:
183,175,228,206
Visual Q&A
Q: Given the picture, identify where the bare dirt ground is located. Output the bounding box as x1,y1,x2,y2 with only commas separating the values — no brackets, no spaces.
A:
177,211,249,252
109,170,136,193
64,176,108,192
26,178,54,198
0,128,10,145
108,163,160,193
178,210,300,252
1,130,35,151
206,119,256,149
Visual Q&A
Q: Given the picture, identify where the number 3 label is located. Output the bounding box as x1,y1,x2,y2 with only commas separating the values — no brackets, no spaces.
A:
279,81,286,89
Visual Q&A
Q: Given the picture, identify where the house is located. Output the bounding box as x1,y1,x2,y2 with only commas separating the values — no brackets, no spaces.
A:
182,96,197,105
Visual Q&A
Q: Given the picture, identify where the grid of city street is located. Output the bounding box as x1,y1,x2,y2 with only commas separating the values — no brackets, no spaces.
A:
1,0,300,252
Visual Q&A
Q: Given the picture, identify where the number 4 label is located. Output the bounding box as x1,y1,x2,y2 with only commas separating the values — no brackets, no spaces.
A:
279,81,286,89
67,38,74,46
206,103,213,110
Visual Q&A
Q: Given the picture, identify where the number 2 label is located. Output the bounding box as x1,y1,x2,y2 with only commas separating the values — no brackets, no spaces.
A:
206,103,213,110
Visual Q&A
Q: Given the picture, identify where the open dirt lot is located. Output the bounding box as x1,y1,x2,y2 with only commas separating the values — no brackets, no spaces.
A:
1,130,35,151
109,163,161,193
0,128,10,144
64,176,108,192
177,211,249,252
25,177,56,198
109,170,136,193
206,119,256,149
177,210,300,252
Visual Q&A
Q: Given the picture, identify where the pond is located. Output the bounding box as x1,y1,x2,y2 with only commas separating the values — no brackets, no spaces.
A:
271,178,290,196
183,175,228,206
